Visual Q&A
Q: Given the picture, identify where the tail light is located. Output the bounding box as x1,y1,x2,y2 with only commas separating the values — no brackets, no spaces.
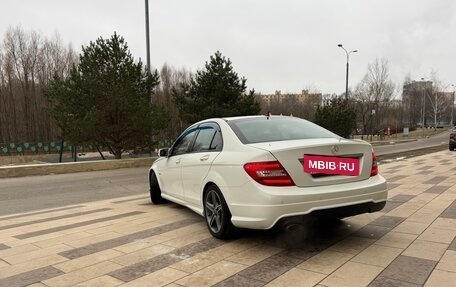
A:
244,161,295,186
371,153,378,176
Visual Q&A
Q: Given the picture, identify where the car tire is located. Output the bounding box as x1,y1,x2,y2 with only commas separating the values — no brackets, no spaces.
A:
149,171,166,204
203,185,237,239
450,146,455,151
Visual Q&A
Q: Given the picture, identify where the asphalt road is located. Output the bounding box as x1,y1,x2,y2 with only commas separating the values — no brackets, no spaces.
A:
0,166,149,216
373,130,449,155
0,131,450,216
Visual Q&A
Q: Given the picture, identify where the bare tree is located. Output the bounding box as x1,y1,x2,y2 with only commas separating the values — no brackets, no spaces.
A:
154,63,192,141
0,26,77,144
352,58,395,134
428,72,452,127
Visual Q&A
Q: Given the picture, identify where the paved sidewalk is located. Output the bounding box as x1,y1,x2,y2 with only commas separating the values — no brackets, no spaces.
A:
0,151,455,287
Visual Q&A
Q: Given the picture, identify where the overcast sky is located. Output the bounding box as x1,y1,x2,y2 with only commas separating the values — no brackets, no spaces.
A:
1,0,455,96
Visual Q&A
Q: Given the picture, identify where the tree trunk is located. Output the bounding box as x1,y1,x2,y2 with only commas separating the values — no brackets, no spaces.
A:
114,147,122,159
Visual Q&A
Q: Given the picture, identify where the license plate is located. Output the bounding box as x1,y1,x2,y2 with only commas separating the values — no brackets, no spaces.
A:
303,154,360,176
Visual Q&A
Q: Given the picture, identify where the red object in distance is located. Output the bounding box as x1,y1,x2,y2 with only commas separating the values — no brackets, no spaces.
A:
304,155,360,176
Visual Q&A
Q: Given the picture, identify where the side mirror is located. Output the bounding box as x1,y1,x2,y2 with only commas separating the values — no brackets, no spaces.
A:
158,148,169,157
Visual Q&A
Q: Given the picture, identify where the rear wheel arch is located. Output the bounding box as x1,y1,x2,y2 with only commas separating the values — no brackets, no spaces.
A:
202,183,238,239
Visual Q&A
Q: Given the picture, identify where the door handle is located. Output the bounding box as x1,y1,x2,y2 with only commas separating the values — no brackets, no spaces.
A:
200,155,210,161
175,159,181,164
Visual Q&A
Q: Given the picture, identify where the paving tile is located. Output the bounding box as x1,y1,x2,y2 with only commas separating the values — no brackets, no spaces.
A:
43,261,122,287
55,249,124,273
111,196,149,204
297,250,353,275
14,211,144,239
407,210,442,224
120,267,188,287
402,240,448,261
418,170,433,175
393,221,430,235
418,227,456,244
436,250,456,272
423,185,451,194
0,208,111,231
226,244,282,266
25,283,49,287
109,237,224,282
161,227,212,248
0,205,84,221
387,175,408,182
389,194,416,203
73,275,123,287
424,269,456,287
387,183,401,190
0,254,68,279
176,261,246,287
375,231,418,249
112,235,171,254
368,276,421,287
424,176,448,185
59,218,197,259
351,244,402,267
379,255,437,285
171,246,235,274
0,243,40,258
328,236,376,255
3,244,71,265
0,259,9,268
432,218,456,232
381,201,403,213
353,224,392,240
417,165,433,171
264,268,326,287
237,252,302,283
440,201,456,219
33,231,96,249
0,266,64,287
369,215,405,228
112,244,175,266
448,237,456,251
319,261,383,287
213,274,264,287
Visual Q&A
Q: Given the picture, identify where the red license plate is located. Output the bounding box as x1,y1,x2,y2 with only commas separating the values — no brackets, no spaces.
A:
303,154,360,176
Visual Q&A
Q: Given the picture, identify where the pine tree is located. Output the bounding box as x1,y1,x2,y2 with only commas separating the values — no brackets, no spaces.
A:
45,33,168,158
173,51,260,123
315,97,356,138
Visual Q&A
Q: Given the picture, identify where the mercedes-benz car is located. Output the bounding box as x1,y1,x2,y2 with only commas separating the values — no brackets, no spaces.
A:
149,115,388,238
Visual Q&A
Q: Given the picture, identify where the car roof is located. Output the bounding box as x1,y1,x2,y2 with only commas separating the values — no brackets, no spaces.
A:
221,115,294,122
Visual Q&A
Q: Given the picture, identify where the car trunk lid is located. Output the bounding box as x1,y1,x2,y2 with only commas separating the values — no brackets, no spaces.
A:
248,138,374,187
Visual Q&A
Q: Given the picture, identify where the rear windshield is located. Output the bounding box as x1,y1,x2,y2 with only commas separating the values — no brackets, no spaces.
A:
228,116,338,144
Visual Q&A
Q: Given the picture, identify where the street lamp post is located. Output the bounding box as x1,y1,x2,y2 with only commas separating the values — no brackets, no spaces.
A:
421,78,426,138
145,0,151,76
337,44,358,100
451,84,455,129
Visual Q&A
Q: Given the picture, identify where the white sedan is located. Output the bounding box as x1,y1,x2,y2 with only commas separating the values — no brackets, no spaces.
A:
149,115,387,238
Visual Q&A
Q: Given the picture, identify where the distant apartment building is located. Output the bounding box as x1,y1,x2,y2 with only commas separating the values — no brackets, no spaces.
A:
402,80,452,126
257,90,323,119
259,90,322,106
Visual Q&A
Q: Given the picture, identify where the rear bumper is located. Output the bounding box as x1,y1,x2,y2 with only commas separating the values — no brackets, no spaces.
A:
227,175,388,229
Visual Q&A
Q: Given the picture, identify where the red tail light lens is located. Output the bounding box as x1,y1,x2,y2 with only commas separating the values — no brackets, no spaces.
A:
243,161,295,186
371,153,378,176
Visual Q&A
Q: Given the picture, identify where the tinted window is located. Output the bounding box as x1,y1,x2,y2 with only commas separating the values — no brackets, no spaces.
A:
171,129,198,156
228,116,338,144
192,126,216,152
210,131,222,151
